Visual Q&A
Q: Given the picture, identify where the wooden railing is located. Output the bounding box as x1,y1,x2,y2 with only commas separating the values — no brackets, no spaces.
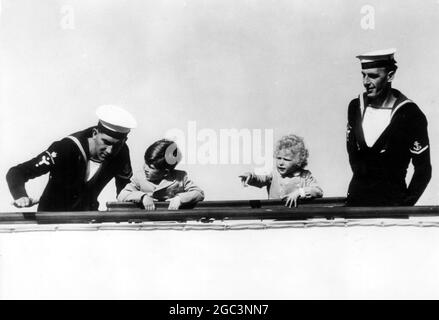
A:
0,197,439,224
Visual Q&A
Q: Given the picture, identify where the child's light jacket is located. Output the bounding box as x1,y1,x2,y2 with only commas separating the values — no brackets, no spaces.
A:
248,169,323,199
117,166,204,204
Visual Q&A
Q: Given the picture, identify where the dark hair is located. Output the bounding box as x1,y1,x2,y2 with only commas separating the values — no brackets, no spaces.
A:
384,59,398,73
144,139,182,170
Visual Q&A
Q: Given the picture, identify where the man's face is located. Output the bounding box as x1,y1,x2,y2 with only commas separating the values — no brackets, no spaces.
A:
91,130,125,162
361,67,393,99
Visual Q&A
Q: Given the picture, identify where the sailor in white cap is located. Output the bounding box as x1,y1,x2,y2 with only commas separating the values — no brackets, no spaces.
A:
346,49,431,206
6,105,137,211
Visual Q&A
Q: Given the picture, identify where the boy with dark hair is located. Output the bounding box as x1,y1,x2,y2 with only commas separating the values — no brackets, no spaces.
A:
117,139,204,210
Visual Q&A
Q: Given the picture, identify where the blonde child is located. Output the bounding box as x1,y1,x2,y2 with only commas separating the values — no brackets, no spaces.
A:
239,134,323,207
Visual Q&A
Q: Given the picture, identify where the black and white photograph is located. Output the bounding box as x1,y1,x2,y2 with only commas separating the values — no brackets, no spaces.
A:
0,0,438,301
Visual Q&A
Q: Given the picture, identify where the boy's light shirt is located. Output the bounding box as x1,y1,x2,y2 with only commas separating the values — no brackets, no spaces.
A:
117,167,205,204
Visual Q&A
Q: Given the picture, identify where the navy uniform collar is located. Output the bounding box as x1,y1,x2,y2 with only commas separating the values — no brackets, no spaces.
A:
69,127,95,160
362,88,409,113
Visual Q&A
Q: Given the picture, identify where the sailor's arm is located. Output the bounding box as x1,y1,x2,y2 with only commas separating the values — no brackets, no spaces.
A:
115,170,132,195
114,145,133,195
346,99,363,174
405,113,432,206
6,141,64,207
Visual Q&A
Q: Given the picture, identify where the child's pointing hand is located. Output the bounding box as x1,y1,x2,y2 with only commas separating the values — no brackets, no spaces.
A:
239,172,252,187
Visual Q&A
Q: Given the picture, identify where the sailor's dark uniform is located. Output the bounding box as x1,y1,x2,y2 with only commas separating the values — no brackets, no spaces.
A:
346,89,431,206
6,127,133,211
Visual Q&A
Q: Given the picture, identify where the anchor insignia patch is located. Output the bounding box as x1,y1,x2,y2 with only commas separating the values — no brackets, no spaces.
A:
410,141,428,155
35,151,58,167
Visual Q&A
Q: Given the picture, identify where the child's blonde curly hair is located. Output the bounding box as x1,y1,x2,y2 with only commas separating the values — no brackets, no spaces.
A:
274,134,309,169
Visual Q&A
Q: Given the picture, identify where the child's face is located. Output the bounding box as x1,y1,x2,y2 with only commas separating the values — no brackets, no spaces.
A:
275,148,299,177
144,163,169,182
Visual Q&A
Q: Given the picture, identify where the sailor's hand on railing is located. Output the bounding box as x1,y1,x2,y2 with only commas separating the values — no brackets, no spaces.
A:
141,194,155,211
12,196,39,208
166,196,182,210
239,172,252,187
282,190,301,208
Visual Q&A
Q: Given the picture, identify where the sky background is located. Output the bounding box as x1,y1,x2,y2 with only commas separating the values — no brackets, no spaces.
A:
1,0,438,211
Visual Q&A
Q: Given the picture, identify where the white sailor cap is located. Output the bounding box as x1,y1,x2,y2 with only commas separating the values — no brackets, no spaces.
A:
356,48,397,69
96,105,137,138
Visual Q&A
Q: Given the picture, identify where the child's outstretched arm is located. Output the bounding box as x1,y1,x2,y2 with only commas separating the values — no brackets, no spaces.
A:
239,172,272,188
